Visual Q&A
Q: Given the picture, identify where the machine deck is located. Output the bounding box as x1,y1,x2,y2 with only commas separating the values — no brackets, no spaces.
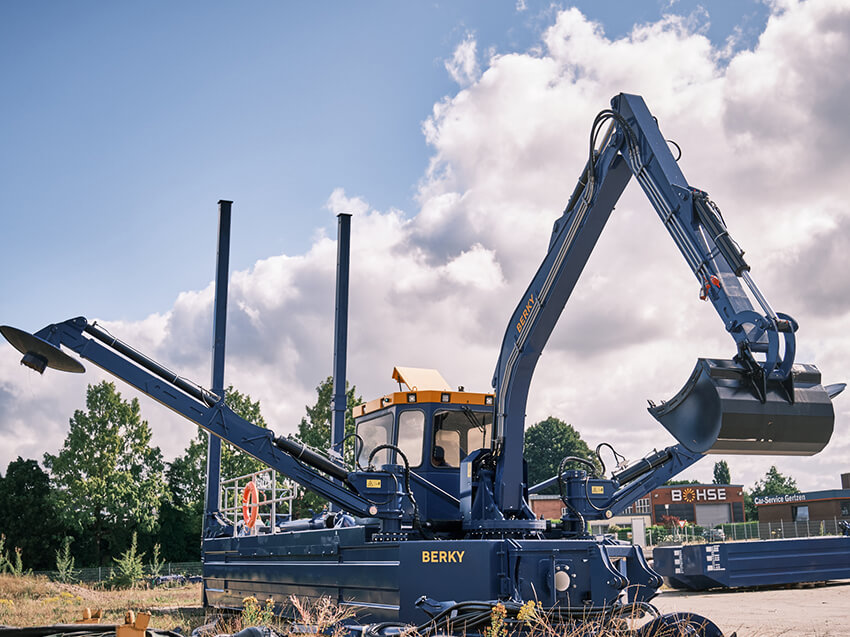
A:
203,528,659,626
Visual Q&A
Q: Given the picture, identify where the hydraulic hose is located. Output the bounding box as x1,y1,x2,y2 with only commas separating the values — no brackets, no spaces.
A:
367,444,428,538
273,436,350,482
613,448,673,485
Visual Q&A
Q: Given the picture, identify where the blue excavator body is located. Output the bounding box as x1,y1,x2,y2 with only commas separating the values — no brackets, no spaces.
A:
2,94,843,636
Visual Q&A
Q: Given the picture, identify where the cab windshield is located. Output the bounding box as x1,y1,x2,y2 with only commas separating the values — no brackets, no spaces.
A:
356,409,425,467
357,412,393,466
432,408,492,468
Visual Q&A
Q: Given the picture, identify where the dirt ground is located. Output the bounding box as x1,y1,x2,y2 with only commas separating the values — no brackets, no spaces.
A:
0,575,203,632
652,580,850,637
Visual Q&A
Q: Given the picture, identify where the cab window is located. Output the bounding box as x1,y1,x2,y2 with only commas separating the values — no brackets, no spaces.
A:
397,409,425,467
432,409,492,468
357,412,393,466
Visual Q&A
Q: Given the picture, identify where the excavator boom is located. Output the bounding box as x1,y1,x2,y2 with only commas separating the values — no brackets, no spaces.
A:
491,93,838,514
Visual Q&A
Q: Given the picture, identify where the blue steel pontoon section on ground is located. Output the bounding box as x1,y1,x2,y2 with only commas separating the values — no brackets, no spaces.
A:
652,536,850,590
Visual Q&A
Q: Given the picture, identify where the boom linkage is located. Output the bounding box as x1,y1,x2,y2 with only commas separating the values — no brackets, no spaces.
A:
26,316,376,517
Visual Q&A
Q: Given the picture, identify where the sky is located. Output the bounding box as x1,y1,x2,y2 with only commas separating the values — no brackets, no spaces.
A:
1,0,848,496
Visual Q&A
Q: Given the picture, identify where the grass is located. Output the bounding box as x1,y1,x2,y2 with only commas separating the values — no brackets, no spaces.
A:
0,575,355,636
0,574,203,632
0,574,728,637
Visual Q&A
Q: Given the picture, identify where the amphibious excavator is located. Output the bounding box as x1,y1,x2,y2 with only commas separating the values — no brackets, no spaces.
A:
2,94,843,636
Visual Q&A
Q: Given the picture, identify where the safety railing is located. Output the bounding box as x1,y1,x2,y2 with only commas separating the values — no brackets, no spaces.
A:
220,467,298,536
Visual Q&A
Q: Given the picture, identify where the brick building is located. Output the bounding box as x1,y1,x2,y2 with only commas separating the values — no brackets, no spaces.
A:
644,484,746,526
530,483,746,531
755,473,850,523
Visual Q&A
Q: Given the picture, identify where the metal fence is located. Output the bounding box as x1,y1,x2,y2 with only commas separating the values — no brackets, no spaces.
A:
751,517,848,540
31,561,203,583
645,517,847,546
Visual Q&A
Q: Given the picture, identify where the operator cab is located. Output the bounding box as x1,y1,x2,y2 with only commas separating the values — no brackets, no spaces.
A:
354,367,494,522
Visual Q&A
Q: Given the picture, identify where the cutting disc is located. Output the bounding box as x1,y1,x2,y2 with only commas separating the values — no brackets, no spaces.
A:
0,325,85,373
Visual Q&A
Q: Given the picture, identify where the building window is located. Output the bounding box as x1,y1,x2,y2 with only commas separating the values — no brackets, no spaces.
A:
635,498,650,514
792,505,809,522
841,502,849,517
654,503,695,523
732,501,745,523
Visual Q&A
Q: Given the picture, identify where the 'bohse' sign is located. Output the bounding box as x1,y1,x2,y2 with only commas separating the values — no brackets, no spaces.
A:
671,487,727,503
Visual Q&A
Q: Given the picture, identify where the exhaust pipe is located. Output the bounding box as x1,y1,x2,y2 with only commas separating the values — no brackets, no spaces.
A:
331,213,352,457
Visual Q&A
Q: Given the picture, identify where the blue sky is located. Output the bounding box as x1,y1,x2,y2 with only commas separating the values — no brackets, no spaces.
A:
3,0,848,493
1,1,770,326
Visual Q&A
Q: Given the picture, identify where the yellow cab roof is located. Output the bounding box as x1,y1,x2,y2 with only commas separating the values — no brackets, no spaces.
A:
355,367,494,418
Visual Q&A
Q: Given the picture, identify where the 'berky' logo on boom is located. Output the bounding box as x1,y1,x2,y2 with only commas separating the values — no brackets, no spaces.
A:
515,294,535,334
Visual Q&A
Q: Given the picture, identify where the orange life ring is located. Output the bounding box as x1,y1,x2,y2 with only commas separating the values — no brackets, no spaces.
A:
242,481,259,528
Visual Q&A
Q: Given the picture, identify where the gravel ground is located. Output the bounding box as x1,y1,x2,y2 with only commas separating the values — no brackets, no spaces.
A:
651,580,850,637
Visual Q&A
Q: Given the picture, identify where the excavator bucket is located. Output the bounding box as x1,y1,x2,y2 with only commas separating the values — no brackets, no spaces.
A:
649,358,838,456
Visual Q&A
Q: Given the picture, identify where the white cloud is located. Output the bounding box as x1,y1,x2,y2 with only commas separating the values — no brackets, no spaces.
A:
326,187,371,218
445,33,481,87
442,244,505,289
2,0,849,497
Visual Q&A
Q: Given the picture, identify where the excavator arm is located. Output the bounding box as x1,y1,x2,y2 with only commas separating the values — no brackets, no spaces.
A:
492,93,839,516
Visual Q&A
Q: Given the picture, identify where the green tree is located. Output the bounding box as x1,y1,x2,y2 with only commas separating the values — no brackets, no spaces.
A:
0,534,9,573
0,457,66,570
751,465,798,496
293,377,362,517
745,465,798,521
523,417,598,493
713,460,731,485
161,437,207,561
743,490,757,522
44,381,165,565
155,499,202,561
